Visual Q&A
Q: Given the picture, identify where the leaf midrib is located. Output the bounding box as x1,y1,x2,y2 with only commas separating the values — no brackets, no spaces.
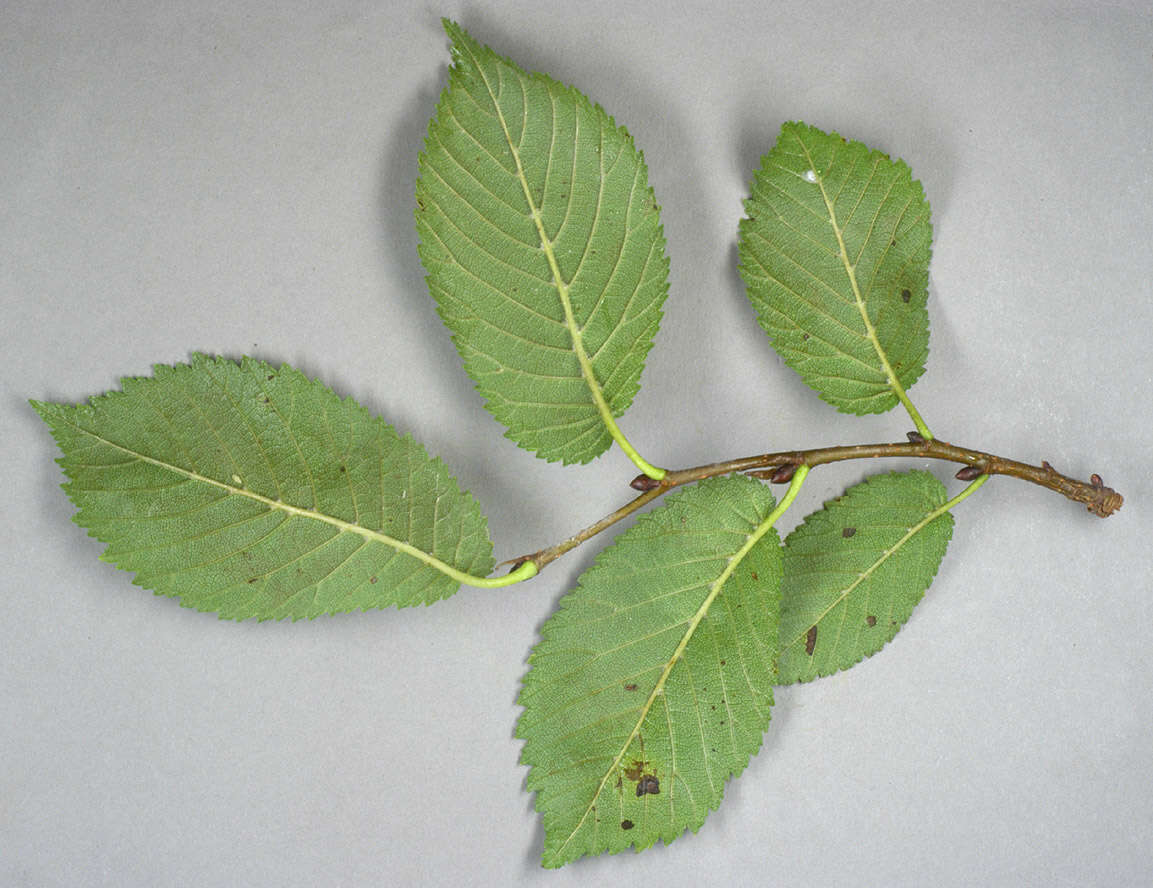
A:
783,495,951,652
54,415,478,585
802,146,909,408
548,513,779,863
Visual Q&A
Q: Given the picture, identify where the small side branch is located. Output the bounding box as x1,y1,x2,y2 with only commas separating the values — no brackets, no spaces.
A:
511,436,1121,574
731,438,1122,518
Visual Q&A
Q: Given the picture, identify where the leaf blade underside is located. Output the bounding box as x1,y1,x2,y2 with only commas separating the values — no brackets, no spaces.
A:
416,21,670,464
776,470,953,683
517,476,782,867
33,355,494,620
738,122,932,415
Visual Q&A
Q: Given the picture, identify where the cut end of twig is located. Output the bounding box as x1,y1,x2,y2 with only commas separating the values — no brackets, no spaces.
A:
1085,476,1123,518
630,474,661,491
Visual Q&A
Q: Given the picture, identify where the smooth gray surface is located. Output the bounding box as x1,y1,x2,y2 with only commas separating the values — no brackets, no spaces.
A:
3,1,1151,885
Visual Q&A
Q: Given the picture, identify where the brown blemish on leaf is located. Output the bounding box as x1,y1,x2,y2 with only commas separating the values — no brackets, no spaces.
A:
624,683,638,692
901,288,911,302
636,774,660,797
842,526,856,538
369,576,378,584
621,819,634,830
805,625,818,656
866,615,877,627
247,577,258,584
623,760,645,782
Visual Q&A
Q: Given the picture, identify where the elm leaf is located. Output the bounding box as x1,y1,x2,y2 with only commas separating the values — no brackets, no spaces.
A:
518,476,782,867
33,355,494,620
777,470,954,683
416,21,669,466
739,122,932,419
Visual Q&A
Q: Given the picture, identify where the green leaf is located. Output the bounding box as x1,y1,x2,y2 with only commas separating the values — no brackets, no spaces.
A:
776,471,953,684
32,355,494,620
517,475,782,867
738,122,932,416
416,21,669,465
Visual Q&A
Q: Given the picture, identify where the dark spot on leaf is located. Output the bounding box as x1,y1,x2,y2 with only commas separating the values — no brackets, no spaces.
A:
636,775,660,797
842,526,856,538
750,572,758,581
416,197,425,210
369,576,378,584
720,659,726,666
624,683,638,691
802,333,810,340
901,288,911,302
866,615,877,627
266,374,274,381
262,396,270,404
621,820,634,830
890,239,897,246
339,465,346,473
711,705,716,710
805,625,818,656
623,761,645,781
247,577,258,584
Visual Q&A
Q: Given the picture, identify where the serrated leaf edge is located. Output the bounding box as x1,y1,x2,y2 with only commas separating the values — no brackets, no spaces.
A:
788,126,933,437
779,471,963,670
444,22,665,479
543,470,804,866
32,355,506,593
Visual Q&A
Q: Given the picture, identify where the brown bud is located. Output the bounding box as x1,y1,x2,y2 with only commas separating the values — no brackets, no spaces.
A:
1041,460,1056,473
630,474,661,491
1090,473,1104,488
906,431,926,444
955,465,983,481
770,463,798,484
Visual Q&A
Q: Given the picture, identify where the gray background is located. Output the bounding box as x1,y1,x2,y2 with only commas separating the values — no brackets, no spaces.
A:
3,1,1151,885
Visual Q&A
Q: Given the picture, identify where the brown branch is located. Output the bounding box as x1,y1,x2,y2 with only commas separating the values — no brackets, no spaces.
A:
510,437,1121,572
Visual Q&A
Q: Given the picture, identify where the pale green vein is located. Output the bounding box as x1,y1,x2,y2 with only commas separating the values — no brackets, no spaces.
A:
799,143,933,440
782,473,986,652
550,467,809,863
459,39,664,480
52,415,536,589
